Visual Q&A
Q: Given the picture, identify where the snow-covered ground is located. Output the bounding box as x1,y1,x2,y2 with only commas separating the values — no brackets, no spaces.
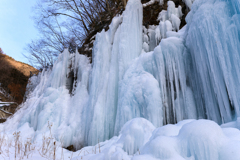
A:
1,118,240,160
1,0,240,159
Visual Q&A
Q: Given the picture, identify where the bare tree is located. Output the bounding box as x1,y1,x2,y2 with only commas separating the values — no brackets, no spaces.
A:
24,0,124,68
0,48,4,54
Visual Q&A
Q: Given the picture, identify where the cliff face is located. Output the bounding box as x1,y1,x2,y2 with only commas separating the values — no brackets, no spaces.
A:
0,52,38,104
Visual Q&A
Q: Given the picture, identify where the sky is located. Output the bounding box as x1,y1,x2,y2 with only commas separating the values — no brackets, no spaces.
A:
0,0,38,64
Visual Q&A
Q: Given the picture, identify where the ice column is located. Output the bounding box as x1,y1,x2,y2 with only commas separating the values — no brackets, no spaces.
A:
185,0,240,124
118,0,143,81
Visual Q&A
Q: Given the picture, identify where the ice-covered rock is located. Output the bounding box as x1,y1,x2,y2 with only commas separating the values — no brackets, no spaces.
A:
143,1,183,51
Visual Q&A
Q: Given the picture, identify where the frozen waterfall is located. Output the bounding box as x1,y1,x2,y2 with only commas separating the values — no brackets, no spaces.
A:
1,0,240,156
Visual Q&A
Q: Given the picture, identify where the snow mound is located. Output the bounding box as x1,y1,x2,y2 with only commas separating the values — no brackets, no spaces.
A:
117,118,155,155
71,118,240,160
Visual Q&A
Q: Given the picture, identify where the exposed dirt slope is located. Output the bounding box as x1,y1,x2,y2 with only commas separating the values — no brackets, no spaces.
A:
1,53,38,77
0,52,39,104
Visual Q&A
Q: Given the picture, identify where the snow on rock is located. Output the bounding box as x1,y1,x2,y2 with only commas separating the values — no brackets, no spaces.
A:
144,1,183,52
158,10,168,22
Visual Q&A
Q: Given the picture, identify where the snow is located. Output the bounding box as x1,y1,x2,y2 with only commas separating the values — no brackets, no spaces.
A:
1,118,240,159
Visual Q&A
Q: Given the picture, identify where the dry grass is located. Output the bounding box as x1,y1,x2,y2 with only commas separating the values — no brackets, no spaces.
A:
0,132,103,160
0,53,38,77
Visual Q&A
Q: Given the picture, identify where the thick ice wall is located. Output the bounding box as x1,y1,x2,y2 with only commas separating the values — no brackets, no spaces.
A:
118,0,143,80
49,49,71,89
228,0,240,14
114,52,163,134
104,28,121,140
64,53,91,149
185,0,240,124
84,15,123,146
153,37,197,124
84,16,124,147
1,50,91,149
115,35,197,133
85,30,112,146
85,0,143,146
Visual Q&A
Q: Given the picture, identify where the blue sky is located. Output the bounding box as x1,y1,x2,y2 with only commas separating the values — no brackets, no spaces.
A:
0,0,38,64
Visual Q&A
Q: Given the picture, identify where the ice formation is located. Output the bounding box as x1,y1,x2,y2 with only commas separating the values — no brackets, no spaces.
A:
143,1,183,52
143,0,164,7
183,0,195,9
185,0,240,124
1,0,240,159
